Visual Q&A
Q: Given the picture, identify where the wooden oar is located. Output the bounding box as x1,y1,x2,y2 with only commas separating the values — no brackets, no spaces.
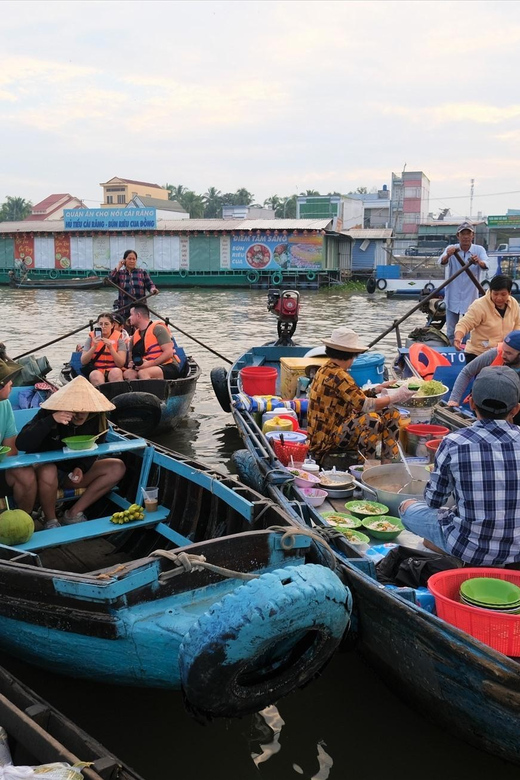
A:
13,294,152,361
451,249,486,295
106,279,234,365
368,258,478,348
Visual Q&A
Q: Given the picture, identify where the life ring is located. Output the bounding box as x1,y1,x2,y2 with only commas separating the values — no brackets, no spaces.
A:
179,269,188,278
49,269,59,279
366,277,376,294
247,270,260,284
210,366,231,413
376,278,387,291
306,271,316,281
512,281,519,293
108,392,162,437
422,282,435,294
178,563,351,718
271,271,283,285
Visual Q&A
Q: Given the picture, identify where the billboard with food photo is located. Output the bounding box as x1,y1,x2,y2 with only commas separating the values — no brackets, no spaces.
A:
230,234,323,270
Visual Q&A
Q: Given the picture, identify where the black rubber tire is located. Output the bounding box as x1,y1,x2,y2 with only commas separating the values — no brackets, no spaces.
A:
247,270,260,283
179,269,188,278
179,564,351,718
49,269,59,279
366,277,376,294
422,282,435,294
108,392,161,437
512,281,519,293
481,279,490,291
210,367,231,413
232,449,265,494
376,278,387,291
306,271,316,281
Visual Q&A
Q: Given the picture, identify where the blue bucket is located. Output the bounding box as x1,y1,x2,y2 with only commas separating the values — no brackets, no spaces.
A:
348,352,385,387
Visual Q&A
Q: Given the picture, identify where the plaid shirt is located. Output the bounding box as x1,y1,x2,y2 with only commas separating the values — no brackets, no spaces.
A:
425,419,520,565
110,266,156,311
307,361,366,460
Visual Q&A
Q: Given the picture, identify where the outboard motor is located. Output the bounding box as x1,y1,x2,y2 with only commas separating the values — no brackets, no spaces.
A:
267,289,300,345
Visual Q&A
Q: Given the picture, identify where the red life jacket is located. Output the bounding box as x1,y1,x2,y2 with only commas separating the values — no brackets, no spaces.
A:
131,322,178,365
89,330,121,371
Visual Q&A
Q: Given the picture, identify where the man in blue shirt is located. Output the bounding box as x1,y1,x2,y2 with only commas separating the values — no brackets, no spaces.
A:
0,359,37,514
438,221,489,344
400,366,520,566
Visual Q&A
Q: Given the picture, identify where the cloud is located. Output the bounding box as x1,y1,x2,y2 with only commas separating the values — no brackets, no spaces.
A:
380,102,520,126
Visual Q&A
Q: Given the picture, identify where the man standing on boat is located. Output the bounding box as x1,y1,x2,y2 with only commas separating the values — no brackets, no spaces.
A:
0,359,37,516
307,327,415,467
109,250,158,315
439,222,488,345
400,367,520,566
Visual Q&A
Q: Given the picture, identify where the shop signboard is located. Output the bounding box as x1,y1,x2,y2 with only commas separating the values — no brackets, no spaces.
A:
230,234,323,271
488,215,520,226
64,208,156,231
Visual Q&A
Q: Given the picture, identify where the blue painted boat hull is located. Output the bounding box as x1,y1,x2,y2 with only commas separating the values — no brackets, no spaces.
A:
225,342,520,764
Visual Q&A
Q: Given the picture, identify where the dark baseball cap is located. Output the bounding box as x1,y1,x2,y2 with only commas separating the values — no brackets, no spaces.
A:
472,366,520,414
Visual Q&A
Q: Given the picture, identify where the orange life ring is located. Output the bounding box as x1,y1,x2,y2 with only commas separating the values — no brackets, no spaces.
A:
408,342,451,380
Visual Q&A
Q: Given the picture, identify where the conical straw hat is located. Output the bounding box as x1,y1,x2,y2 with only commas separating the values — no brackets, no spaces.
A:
41,376,115,413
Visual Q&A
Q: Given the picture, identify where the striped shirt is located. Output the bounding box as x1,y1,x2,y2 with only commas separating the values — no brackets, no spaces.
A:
425,419,520,565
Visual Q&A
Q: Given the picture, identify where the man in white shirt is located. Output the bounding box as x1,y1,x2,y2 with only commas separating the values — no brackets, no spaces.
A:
438,222,488,344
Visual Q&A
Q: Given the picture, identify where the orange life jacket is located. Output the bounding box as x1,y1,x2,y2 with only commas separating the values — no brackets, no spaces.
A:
491,343,505,367
131,321,178,365
89,330,121,371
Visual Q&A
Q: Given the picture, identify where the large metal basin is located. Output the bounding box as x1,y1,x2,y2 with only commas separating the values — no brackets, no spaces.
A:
360,463,429,516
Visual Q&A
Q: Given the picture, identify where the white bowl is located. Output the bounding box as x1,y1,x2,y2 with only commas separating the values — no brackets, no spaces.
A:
300,488,328,507
287,468,321,488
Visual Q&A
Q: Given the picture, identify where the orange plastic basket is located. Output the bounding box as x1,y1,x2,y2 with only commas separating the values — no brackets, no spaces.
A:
272,438,309,467
428,568,520,656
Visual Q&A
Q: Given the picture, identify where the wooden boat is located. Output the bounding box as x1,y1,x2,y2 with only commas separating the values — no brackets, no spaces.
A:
0,406,351,719
8,271,104,290
210,330,520,764
0,662,143,778
60,357,201,438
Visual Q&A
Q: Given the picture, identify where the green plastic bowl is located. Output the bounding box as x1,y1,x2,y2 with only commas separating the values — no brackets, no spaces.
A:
321,512,362,529
361,515,404,540
344,500,389,518
0,446,11,462
331,527,370,545
62,435,97,451
460,577,520,607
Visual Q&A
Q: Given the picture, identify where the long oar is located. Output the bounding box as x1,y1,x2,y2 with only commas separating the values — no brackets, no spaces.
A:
13,294,152,361
106,279,233,365
367,258,478,348
452,249,486,295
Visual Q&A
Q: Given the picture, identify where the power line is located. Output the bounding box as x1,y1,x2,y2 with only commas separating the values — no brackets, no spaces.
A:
429,189,520,201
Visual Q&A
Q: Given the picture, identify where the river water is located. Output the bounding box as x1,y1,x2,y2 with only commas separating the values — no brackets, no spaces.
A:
0,286,517,779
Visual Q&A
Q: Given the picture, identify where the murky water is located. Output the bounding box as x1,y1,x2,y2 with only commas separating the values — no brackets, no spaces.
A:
0,286,517,779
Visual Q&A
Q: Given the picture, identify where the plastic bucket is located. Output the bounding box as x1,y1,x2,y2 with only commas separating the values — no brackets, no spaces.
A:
405,424,449,456
240,366,278,396
425,438,442,463
348,352,385,388
262,407,298,426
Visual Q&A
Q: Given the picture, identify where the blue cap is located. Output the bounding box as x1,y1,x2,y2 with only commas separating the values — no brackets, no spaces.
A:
504,330,520,352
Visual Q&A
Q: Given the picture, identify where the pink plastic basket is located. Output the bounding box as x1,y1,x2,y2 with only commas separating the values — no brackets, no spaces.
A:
428,567,520,656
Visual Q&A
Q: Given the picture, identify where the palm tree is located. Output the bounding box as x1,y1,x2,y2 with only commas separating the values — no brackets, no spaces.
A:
234,188,254,206
164,184,188,202
299,189,320,197
203,187,222,218
179,191,205,219
281,196,297,219
0,196,32,221
264,195,282,212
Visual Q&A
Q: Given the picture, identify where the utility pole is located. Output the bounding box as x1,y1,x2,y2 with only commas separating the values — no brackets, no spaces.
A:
469,178,474,218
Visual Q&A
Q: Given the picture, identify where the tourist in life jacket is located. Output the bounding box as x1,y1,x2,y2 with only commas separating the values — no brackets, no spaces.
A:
80,313,127,387
123,304,181,380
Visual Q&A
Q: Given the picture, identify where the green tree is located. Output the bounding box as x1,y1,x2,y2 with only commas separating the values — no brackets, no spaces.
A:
280,195,297,218
0,196,32,221
179,190,205,218
234,188,254,206
356,186,368,194
264,195,282,212
299,189,320,196
203,186,222,218
164,184,187,202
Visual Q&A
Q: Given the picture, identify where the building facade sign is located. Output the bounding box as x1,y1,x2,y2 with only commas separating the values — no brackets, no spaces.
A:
230,234,323,271
64,208,157,231
488,215,520,227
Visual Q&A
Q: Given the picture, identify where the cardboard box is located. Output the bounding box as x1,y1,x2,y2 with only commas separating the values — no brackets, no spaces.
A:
280,357,327,398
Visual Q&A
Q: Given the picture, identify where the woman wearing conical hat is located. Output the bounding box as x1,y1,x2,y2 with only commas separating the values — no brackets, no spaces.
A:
16,377,125,530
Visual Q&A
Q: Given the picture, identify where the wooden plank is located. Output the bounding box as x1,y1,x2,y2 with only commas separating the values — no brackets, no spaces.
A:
17,507,170,552
0,438,148,472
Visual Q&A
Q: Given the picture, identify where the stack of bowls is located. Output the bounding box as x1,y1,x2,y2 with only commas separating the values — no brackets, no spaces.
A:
459,577,520,613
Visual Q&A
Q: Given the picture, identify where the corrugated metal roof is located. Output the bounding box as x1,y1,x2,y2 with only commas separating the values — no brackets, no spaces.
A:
0,218,333,234
342,229,393,240
131,196,186,212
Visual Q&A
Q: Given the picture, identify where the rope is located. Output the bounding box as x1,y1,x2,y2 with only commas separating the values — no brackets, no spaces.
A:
152,550,259,580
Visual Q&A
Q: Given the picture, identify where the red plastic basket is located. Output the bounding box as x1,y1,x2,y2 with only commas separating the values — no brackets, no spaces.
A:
428,568,520,655
272,438,309,467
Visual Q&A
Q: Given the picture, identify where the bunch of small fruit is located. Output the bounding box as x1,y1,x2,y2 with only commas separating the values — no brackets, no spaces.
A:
110,504,145,524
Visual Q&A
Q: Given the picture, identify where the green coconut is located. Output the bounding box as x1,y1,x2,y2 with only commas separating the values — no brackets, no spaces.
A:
0,509,34,545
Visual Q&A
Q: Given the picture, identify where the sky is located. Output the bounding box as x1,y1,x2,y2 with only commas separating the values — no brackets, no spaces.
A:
1,0,520,218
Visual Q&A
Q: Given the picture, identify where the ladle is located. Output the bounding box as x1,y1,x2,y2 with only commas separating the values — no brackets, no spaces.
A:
396,442,426,495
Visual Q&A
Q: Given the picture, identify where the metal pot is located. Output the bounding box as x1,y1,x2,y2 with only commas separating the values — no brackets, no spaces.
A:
354,463,429,516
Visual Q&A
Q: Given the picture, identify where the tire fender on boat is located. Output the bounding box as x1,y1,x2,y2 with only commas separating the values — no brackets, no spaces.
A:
49,269,59,279
232,449,265,493
366,277,376,294
271,271,283,285
108,392,162,437
376,278,387,291
179,269,188,278
512,281,519,293
247,270,260,284
178,564,352,718
422,282,435,294
210,367,231,413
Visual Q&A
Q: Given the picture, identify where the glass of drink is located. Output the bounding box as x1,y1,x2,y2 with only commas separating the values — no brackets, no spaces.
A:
142,486,159,513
